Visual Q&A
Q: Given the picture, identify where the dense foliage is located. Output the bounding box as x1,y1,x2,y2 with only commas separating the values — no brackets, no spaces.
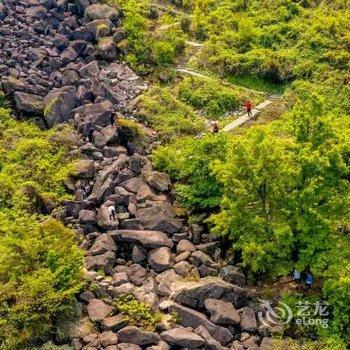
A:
188,0,350,83
138,84,206,139
110,0,187,73
0,108,83,349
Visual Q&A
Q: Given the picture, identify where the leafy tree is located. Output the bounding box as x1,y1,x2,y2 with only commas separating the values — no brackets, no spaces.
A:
0,215,84,349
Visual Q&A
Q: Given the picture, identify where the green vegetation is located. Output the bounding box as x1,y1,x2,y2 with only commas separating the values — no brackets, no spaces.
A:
109,0,187,73
0,109,76,211
188,0,349,83
0,108,84,349
113,294,163,331
138,85,205,139
178,76,239,118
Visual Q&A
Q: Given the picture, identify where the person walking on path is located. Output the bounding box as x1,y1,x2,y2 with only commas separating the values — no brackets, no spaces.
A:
245,100,253,117
305,272,314,293
211,121,219,133
293,269,301,287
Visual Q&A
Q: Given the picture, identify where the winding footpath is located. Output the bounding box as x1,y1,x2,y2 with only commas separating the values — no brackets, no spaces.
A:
222,98,278,131
0,1,276,350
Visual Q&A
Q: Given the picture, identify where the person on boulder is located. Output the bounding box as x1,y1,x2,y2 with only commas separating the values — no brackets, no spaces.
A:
108,205,116,222
85,122,94,143
245,100,253,117
110,112,117,126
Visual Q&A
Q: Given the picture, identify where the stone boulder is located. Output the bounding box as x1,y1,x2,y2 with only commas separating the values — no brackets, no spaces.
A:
99,331,118,347
219,265,246,287
169,303,233,345
205,299,240,325
97,205,119,230
117,326,160,346
43,89,78,127
74,159,96,179
239,307,258,332
171,277,246,309
74,100,114,127
85,251,115,272
98,38,118,61
142,171,171,192
89,233,117,256
109,230,173,249
102,315,129,332
87,299,114,322
161,328,205,348
14,91,44,114
136,203,182,234
194,325,226,350
85,4,119,22
148,247,173,272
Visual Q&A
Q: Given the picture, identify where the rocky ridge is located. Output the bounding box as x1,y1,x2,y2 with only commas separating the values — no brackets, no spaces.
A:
0,1,276,349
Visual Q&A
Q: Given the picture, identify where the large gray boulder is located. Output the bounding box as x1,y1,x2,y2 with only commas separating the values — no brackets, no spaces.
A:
205,299,240,325
89,233,117,256
142,171,171,192
171,277,246,309
74,159,96,179
74,100,114,127
136,203,182,234
85,4,119,22
97,205,119,230
109,230,173,248
161,328,205,348
239,307,258,332
14,91,44,114
169,303,233,345
87,299,114,322
98,38,118,61
117,326,160,346
194,325,227,350
120,178,147,194
148,247,173,272
43,89,78,127
85,251,115,272
219,265,246,287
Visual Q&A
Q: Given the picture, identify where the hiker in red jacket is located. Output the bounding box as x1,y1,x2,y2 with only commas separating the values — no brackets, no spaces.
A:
245,100,253,117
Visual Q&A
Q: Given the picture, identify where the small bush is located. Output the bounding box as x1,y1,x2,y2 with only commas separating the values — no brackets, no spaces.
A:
138,85,205,140
113,294,163,331
178,76,240,118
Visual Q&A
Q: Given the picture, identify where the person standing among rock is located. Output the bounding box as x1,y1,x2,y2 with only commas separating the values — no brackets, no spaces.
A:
110,112,118,126
108,205,116,222
85,122,94,143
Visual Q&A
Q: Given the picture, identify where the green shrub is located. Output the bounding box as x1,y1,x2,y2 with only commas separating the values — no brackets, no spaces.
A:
0,216,84,349
0,108,84,349
178,76,240,118
113,294,163,331
138,85,206,140
0,108,76,212
153,134,227,210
